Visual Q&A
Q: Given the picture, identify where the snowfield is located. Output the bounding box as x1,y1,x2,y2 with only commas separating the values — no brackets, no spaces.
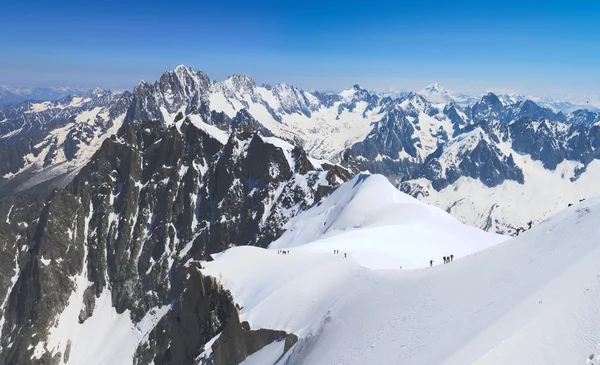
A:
270,174,506,270
203,175,600,364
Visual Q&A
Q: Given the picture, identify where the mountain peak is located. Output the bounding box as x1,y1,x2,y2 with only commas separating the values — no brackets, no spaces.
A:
481,92,502,105
424,83,446,93
224,74,257,91
87,87,108,98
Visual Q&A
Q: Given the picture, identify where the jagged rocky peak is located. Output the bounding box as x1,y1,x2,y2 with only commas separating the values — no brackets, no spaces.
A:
469,92,504,122
409,122,524,191
86,87,109,98
480,92,503,106
352,84,378,102
0,110,354,364
568,109,600,126
443,101,469,127
222,74,257,93
157,65,211,101
398,92,436,116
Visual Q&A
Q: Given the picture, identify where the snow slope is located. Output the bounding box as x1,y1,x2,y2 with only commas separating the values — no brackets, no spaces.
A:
408,155,600,235
269,173,506,269
203,191,600,364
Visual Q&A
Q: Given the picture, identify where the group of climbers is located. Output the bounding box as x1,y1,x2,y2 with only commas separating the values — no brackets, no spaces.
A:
277,249,348,258
429,254,454,267
333,250,347,258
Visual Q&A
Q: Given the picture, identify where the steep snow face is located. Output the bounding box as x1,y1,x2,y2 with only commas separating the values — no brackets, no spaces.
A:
204,194,600,365
270,174,506,270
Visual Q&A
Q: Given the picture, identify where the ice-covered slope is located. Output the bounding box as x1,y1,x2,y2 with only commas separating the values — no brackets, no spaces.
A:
203,193,600,365
270,173,506,269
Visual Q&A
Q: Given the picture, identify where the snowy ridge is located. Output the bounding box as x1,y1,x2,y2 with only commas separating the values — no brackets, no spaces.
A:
269,173,505,269
204,191,600,364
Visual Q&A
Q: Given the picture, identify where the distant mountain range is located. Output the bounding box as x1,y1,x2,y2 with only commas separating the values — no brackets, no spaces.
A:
0,85,91,108
1,65,600,236
415,82,600,113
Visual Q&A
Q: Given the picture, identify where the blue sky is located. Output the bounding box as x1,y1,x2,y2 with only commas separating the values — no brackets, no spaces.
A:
1,0,600,96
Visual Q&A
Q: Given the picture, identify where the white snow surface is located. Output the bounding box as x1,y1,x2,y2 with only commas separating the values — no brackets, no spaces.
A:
203,192,600,364
270,174,505,270
239,340,285,365
39,286,170,365
187,114,229,144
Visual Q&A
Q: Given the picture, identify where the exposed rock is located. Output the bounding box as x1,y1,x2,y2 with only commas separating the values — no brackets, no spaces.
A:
209,309,297,365
147,268,236,365
0,113,349,364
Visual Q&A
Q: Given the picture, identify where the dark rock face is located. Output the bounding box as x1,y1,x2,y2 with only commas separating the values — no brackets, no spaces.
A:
444,102,469,128
508,117,600,171
568,109,600,126
470,92,504,122
407,121,524,190
458,139,524,188
0,190,85,365
208,309,297,365
0,222,17,327
352,109,419,162
141,268,237,365
0,115,349,364
468,92,564,125
350,102,432,180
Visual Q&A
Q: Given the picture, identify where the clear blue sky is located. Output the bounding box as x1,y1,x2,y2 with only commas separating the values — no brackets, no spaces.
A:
1,0,600,97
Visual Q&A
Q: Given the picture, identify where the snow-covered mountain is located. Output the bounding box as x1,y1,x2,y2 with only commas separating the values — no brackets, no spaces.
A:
3,65,600,236
400,102,600,234
418,83,479,106
0,85,91,108
0,88,132,199
203,190,600,364
0,112,354,364
416,83,600,113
